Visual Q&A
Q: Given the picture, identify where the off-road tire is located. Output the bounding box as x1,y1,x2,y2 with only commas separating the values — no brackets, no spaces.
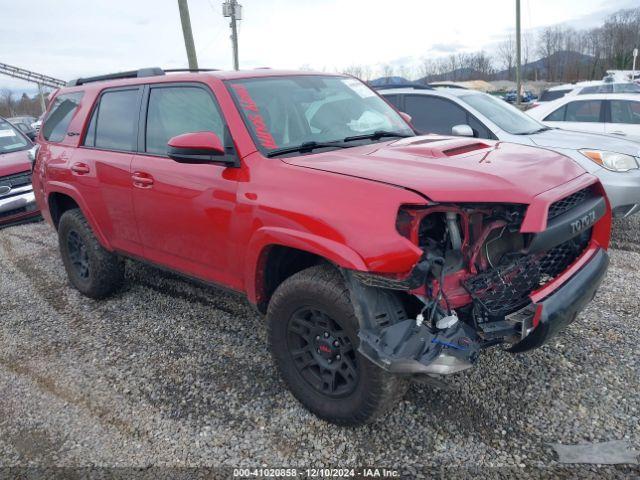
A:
58,208,124,299
267,264,408,425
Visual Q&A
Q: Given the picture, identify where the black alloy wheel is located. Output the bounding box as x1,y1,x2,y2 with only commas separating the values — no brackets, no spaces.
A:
287,307,359,398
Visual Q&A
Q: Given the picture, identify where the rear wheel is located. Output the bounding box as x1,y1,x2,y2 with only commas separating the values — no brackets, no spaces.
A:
58,208,124,299
267,265,407,425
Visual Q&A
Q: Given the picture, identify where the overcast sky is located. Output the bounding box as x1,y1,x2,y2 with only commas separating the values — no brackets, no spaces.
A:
1,0,637,92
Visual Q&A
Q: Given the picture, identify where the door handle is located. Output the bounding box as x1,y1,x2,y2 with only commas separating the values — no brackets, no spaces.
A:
132,172,154,188
611,131,627,136
71,162,90,174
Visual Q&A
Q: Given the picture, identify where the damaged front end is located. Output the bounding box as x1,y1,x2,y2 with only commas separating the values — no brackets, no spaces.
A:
343,184,609,380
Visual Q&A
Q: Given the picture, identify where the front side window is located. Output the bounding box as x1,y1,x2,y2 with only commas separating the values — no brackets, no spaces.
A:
227,75,412,155
404,95,466,135
459,93,544,134
610,100,640,125
43,92,84,142
564,100,602,123
0,118,30,154
84,89,139,151
145,86,224,155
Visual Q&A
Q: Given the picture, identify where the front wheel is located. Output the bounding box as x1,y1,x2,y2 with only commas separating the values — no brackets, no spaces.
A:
267,265,407,425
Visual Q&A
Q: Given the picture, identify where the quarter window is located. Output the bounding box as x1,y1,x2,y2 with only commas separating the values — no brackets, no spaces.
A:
145,86,224,155
544,105,566,121
43,92,84,142
610,100,640,125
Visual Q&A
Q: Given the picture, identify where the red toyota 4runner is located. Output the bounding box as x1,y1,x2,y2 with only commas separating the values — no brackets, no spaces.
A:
33,68,611,425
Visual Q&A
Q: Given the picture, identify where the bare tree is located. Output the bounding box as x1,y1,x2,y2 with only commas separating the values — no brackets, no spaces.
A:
497,34,516,80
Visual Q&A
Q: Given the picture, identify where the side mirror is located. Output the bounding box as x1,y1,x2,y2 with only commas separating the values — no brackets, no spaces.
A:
399,112,412,124
167,131,236,166
451,124,474,137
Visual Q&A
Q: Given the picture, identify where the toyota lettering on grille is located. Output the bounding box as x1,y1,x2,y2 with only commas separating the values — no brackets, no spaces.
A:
570,209,596,234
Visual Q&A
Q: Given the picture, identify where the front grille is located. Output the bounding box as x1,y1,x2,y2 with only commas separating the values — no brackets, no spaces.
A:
464,232,591,316
548,188,591,220
0,172,32,189
464,255,541,315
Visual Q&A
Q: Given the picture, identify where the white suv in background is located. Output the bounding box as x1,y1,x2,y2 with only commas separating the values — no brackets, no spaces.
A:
377,85,640,217
527,93,640,143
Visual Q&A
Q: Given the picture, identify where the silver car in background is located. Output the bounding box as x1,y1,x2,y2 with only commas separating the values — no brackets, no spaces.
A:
378,85,640,217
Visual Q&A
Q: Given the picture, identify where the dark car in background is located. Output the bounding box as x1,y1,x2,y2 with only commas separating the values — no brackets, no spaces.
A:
0,117,40,227
7,116,38,141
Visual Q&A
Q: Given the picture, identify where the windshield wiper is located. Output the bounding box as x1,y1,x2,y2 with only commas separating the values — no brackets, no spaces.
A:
266,141,349,158
343,130,414,142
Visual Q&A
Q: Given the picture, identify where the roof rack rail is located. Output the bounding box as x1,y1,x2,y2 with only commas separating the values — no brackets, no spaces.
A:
372,83,433,90
67,67,165,86
163,68,219,73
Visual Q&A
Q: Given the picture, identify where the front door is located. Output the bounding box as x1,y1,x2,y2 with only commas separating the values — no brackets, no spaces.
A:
131,83,240,289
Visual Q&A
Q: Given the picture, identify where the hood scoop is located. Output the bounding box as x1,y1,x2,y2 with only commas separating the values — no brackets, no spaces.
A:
443,142,491,157
388,136,492,159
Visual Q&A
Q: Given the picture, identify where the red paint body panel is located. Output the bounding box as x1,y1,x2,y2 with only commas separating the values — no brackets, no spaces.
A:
32,70,611,308
0,150,32,177
0,149,40,226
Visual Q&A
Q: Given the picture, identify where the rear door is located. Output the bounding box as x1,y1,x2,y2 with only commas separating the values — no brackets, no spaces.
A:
131,82,240,289
542,99,605,135
605,98,640,142
78,86,143,255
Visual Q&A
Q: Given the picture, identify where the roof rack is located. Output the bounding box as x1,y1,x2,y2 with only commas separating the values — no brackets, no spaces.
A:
67,67,221,86
163,68,219,73
373,83,433,91
67,67,165,86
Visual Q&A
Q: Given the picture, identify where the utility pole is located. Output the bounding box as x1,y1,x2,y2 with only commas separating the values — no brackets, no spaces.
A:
177,0,199,70
633,48,638,81
515,0,522,106
223,0,242,70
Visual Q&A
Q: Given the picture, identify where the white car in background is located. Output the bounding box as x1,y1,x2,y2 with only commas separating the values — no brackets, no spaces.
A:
377,85,640,217
527,93,640,143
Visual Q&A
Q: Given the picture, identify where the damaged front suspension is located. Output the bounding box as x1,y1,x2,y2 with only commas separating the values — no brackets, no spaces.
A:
342,269,480,376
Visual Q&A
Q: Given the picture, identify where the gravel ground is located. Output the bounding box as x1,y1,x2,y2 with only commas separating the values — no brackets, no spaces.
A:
0,220,638,478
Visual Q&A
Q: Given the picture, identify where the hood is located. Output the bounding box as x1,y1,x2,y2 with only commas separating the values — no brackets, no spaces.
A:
0,149,31,177
282,135,586,203
530,128,640,156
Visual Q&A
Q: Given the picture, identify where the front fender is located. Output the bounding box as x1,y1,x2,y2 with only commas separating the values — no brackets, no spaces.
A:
244,226,367,305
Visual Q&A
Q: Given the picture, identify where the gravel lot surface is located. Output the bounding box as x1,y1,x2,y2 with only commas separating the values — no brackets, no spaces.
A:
0,220,638,478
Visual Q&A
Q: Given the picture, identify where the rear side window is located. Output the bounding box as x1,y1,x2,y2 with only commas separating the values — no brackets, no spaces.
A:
42,92,83,142
145,86,224,155
84,89,140,151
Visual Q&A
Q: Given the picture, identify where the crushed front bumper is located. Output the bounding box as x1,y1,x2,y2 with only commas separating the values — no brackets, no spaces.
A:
510,247,609,353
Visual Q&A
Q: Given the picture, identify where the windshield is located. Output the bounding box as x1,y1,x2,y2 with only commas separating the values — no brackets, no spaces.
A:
0,118,30,154
227,75,413,155
460,93,545,134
